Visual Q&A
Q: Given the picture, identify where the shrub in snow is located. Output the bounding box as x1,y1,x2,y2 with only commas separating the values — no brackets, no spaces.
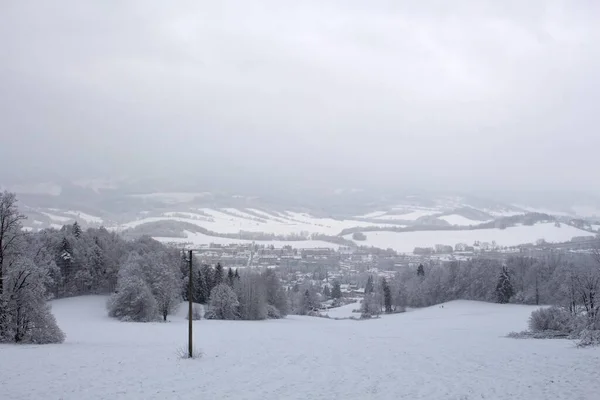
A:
577,329,600,348
528,306,574,333
107,276,158,322
209,284,239,320
175,345,203,359
203,310,217,319
186,304,202,320
266,304,282,319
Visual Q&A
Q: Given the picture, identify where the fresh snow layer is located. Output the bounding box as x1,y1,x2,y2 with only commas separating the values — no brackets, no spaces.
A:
154,231,341,249
322,301,361,318
64,211,103,224
119,209,394,236
374,209,438,221
439,214,487,226
41,212,72,223
345,223,594,253
1,296,599,400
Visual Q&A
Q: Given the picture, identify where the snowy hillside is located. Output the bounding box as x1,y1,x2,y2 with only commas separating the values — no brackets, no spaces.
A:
1,296,598,399
345,223,595,253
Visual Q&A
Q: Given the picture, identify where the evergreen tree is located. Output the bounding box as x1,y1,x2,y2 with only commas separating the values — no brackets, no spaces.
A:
234,268,240,280
200,264,214,299
382,278,392,313
72,222,82,239
195,268,209,304
417,264,425,277
214,263,224,287
331,280,342,299
227,267,235,287
496,266,514,304
323,285,331,299
365,275,374,295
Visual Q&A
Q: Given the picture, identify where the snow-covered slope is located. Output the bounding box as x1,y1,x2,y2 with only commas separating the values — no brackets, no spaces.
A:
1,296,598,399
119,209,396,236
345,223,594,253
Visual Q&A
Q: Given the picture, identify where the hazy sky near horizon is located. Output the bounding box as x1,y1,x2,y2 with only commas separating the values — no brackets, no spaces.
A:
1,1,599,193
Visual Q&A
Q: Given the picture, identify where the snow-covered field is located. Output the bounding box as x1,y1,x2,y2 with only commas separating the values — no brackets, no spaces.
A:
345,223,594,253
1,296,599,400
119,209,395,236
439,214,488,226
154,231,341,249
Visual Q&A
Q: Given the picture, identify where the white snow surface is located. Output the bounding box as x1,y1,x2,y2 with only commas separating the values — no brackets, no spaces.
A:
374,209,438,221
345,223,594,253
40,212,72,223
322,301,361,318
1,296,599,400
119,209,394,236
154,231,341,249
64,211,103,224
439,214,488,226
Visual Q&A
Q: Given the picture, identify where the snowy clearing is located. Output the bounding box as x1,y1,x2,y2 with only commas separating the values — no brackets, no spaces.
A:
345,223,594,253
1,296,598,400
154,231,341,249
322,301,361,318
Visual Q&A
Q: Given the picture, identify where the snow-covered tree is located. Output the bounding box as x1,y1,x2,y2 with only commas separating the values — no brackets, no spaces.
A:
151,259,181,322
108,275,158,322
331,280,342,299
72,222,82,239
322,285,331,299
496,266,514,304
227,267,235,287
262,269,288,316
214,262,224,287
0,192,65,344
209,284,239,320
107,254,159,322
364,275,374,295
235,272,267,320
382,278,392,313
361,293,381,318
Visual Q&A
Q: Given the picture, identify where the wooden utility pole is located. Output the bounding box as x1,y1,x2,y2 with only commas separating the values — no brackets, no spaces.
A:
188,249,193,358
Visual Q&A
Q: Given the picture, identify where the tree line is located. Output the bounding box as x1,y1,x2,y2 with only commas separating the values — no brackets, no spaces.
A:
0,192,289,344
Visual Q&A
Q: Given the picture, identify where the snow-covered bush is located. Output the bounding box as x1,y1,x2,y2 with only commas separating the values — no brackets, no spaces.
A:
107,276,158,322
266,304,282,319
528,306,574,333
577,329,600,348
186,304,202,320
209,284,239,320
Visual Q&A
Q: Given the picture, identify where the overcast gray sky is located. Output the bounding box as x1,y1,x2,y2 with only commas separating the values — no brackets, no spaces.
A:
1,0,599,193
